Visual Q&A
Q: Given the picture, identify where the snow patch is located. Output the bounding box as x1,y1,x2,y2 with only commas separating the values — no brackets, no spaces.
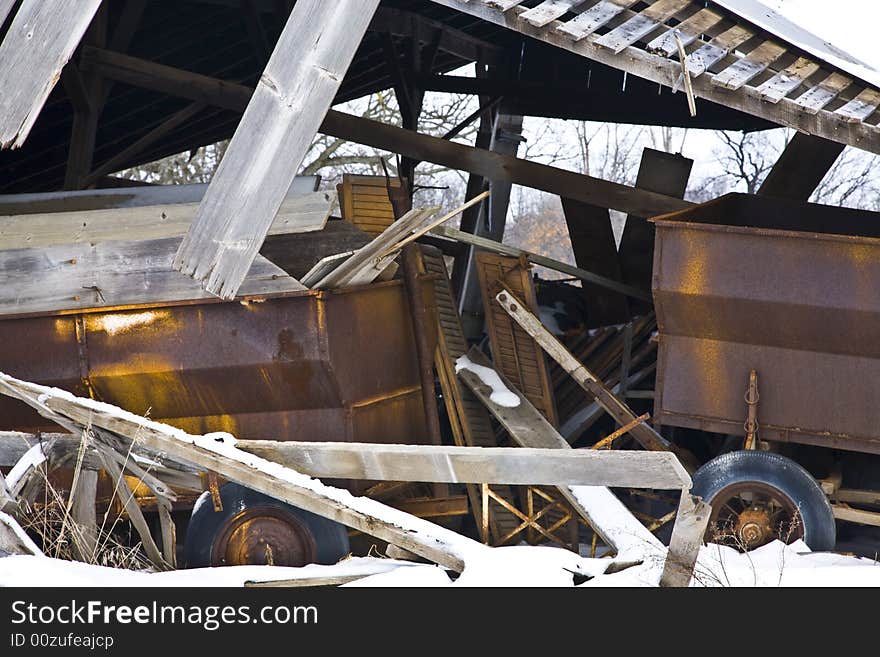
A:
454,355,520,407
6,442,48,491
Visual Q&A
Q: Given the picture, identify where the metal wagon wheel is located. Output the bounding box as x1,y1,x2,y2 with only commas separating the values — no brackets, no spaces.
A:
690,450,836,552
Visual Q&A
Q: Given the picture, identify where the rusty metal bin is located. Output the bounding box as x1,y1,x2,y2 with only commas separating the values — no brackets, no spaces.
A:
652,193,880,456
0,281,429,455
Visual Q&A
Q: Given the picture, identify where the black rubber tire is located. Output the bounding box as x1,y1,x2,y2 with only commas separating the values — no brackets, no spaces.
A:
183,483,350,568
690,450,836,552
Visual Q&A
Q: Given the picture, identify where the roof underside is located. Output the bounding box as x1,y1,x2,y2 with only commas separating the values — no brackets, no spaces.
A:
0,0,876,193
432,0,880,153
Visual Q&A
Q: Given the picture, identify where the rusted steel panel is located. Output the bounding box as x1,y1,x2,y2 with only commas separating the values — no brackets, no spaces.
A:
0,283,428,460
652,193,880,454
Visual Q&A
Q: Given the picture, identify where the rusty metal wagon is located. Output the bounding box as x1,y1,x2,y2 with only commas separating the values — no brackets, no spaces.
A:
652,193,880,551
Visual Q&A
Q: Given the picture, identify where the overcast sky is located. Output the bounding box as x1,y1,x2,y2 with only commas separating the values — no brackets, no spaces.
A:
766,0,880,70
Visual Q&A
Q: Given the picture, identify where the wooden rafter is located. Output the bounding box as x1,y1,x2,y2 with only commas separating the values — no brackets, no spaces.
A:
429,0,880,155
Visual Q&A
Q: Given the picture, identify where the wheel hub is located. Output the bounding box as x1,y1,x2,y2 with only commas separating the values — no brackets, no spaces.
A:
211,506,316,567
734,507,774,549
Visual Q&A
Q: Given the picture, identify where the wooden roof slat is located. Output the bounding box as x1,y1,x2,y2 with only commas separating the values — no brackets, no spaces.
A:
484,0,528,11
757,56,821,103
556,0,639,41
834,88,880,122
683,24,754,77
520,0,584,28
710,40,787,90
792,71,852,114
595,0,692,54
646,6,725,56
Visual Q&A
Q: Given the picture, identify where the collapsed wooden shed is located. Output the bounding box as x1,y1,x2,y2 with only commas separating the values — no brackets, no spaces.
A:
1,0,880,584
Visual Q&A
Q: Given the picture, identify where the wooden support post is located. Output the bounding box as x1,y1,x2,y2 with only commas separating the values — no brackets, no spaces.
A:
562,197,630,326
660,492,711,587
70,469,98,562
457,111,524,338
617,148,693,313
173,0,380,299
64,4,108,190
758,132,845,201
495,288,671,452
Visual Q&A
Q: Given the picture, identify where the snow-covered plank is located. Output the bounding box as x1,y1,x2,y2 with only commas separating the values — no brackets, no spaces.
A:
236,440,691,489
0,375,484,573
456,347,666,554
792,71,852,114
0,191,332,250
0,0,103,148
711,40,787,90
173,0,380,300
684,23,754,77
595,0,692,54
757,56,820,103
556,0,639,42
834,88,880,123
0,511,42,556
0,237,304,317
646,6,724,56
519,0,582,28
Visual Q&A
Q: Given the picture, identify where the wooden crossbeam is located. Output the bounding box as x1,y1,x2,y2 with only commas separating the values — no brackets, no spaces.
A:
235,440,692,489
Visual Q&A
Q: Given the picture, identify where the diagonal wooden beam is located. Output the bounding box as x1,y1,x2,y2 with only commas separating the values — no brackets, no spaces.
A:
81,48,692,218
758,132,845,202
173,0,381,299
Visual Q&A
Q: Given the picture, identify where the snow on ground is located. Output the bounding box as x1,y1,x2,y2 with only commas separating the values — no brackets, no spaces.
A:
1,540,878,588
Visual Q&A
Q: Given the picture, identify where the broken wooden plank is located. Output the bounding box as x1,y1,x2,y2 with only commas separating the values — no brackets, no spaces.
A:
495,288,671,452
0,0,104,148
235,440,691,489
312,207,436,289
659,492,710,587
0,375,486,572
0,191,333,250
0,237,304,317
457,347,667,556
173,0,381,300
432,225,651,301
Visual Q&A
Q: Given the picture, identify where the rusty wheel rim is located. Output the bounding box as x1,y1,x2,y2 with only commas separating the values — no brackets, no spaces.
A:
706,481,804,551
211,506,316,567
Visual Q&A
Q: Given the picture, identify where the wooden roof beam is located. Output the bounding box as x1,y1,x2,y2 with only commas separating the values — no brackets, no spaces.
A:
81,47,691,218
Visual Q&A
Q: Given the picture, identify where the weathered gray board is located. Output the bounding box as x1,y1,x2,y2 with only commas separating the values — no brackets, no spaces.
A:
173,0,381,300
236,440,691,489
0,0,104,148
0,237,305,317
0,177,320,215
0,191,333,250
